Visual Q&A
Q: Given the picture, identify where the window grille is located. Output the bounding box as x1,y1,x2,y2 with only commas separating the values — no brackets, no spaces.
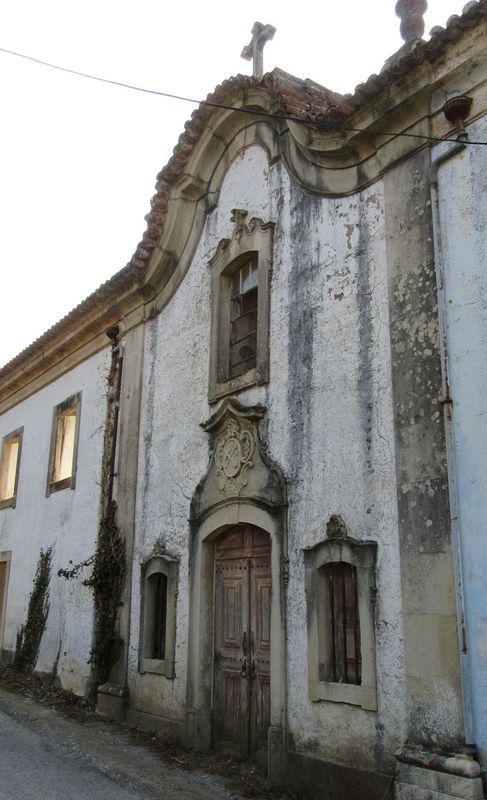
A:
229,258,258,378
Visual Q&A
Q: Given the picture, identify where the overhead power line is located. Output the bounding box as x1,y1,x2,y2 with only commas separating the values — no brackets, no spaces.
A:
1,45,486,146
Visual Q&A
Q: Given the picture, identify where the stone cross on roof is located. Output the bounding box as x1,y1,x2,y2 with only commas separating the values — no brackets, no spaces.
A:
395,0,428,43
241,21,276,79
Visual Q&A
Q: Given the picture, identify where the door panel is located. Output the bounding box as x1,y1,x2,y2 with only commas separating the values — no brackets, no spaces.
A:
213,557,249,756
213,526,271,762
249,553,271,764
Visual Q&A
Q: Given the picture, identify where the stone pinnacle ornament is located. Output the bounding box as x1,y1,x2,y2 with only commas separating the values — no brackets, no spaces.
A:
395,0,428,42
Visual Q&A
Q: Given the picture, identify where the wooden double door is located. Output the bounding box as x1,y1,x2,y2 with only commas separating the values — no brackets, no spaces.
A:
213,525,271,764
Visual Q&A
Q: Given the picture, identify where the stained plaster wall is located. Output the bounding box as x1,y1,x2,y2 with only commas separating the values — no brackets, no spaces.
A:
130,144,406,774
384,145,464,750
0,349,109,694
436,116,487,766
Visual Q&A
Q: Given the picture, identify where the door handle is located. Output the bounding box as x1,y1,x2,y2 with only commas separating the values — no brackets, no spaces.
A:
240,657,248,678
249,659,256,680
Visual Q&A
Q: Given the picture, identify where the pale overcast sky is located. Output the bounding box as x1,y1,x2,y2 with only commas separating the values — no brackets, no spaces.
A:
0,0,467,368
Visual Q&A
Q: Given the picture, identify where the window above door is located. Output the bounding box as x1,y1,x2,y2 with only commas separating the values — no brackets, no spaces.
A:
208,210,273,403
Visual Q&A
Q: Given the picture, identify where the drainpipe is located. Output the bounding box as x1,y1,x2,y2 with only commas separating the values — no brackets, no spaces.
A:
104,324,132,696
429,95,473,745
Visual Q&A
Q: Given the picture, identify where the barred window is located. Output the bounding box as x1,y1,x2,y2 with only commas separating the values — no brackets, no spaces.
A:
229,258,258,378
208,211,273,403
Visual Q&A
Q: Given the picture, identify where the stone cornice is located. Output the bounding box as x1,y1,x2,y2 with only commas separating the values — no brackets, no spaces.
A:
0,2,485,412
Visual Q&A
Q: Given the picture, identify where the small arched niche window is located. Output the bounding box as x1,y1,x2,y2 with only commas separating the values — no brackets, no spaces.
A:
140,555,178,678
304,519,377,710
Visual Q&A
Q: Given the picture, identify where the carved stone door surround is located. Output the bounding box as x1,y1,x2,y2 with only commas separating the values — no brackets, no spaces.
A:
187,399,287,783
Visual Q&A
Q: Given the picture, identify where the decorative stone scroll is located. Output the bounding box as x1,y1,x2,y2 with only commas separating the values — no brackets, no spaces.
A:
190,399,286,521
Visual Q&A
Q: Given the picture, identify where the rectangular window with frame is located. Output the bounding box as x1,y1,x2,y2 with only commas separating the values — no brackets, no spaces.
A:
0,428,23,509
208,213,273,403
47,393,81,494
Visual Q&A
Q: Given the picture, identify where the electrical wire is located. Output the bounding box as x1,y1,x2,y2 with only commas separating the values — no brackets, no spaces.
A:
1,45,486,146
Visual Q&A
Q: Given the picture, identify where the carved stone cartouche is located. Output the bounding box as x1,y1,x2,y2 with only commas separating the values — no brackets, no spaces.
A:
190,398,286,520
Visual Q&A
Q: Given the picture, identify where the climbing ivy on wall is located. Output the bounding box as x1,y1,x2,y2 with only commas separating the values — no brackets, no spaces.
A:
85,499,126,689
13,547,52,673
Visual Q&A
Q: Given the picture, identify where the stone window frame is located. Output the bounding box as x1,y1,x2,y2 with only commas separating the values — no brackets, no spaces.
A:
208,210,273,403
139,555,178,678
46,392,82,496
304,528,378,710
0,428,23,510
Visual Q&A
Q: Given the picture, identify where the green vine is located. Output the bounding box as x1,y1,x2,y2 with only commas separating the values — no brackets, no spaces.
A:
13,547,52,674
86,498,126,688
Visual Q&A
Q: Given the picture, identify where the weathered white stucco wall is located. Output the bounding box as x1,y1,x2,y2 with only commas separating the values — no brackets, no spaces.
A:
130,144,406,772
0,349,109,694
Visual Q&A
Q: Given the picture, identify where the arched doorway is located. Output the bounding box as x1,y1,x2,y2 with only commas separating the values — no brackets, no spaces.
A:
213,525,271,766
187,399,287,781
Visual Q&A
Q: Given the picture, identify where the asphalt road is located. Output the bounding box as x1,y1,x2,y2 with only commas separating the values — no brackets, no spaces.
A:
0,687,242,800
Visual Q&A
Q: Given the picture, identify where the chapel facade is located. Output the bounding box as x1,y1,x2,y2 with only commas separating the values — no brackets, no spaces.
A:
1,4,487,799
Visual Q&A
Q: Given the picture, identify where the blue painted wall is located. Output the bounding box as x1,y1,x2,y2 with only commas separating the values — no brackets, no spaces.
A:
438,116,487,767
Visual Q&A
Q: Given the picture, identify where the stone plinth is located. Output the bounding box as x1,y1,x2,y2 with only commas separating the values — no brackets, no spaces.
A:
395,748,484,800
96,683,129,722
